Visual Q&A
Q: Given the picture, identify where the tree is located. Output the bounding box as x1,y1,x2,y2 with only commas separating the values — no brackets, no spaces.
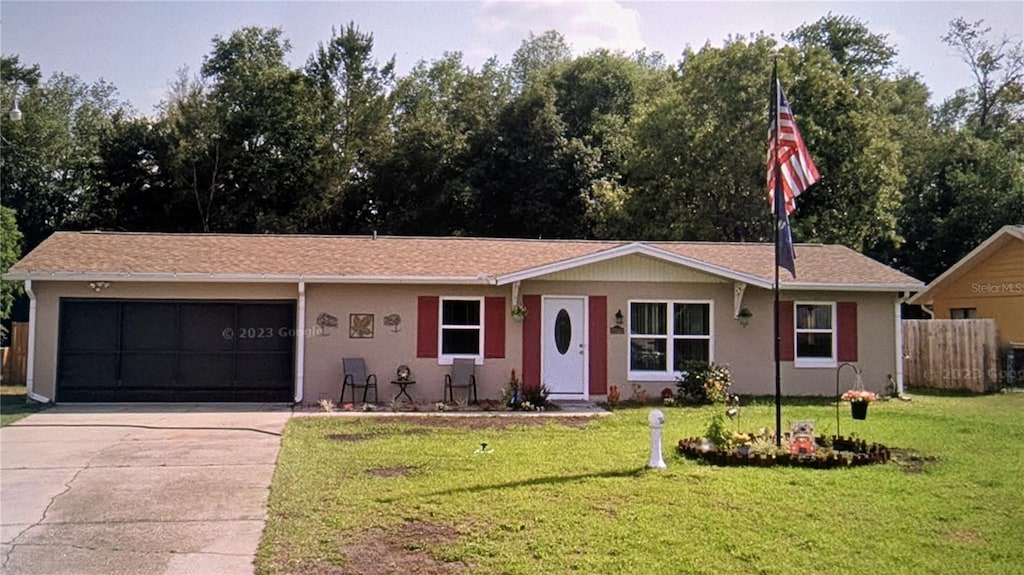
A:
510,30,572,91
625,36,778,242
941,18,1024,136
370,53,510,235
897,131,1024,281
305,23,396,233
0,206,24,320
191,27,325,233
472,82,592,238
1,56,126,250
788,14,897,77
785,18,930,253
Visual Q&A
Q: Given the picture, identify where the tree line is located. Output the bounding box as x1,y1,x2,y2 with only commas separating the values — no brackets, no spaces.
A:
1,15,1022,320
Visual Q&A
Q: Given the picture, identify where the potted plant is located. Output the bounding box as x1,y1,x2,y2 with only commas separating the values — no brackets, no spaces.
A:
841,389,877,420
511,303,527,322
736,307,753,327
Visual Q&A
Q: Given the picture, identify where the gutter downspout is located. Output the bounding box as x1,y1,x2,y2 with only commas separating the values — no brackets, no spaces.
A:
24,280,50,403
294,281,306,405
895,293,910,397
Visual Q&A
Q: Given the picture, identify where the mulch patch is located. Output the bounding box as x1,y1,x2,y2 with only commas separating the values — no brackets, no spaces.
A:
889,448,940,474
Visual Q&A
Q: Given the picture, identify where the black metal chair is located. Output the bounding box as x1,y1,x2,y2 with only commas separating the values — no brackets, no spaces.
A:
444,358,478,404
341,357,378,404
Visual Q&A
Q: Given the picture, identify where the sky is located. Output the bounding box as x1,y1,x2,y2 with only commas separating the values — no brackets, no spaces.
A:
2,1,1022,116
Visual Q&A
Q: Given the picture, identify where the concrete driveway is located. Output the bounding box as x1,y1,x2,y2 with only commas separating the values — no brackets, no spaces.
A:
0,405,292,575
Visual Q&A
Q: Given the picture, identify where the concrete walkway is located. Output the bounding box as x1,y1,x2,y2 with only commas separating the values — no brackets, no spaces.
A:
0,405,292,575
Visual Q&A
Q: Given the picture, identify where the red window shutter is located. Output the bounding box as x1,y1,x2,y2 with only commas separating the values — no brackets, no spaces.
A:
778,300,795,361
588,296,608,395
484,296,506,359
521,295,542,390
837,301,858,362
416,296,439,358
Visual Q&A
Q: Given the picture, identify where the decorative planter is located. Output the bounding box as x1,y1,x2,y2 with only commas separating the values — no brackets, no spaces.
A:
676,435,890,469
851,401,869,420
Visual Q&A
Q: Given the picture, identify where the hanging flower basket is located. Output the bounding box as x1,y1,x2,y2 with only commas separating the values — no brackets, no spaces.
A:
511,304,527,322
851,401,869,420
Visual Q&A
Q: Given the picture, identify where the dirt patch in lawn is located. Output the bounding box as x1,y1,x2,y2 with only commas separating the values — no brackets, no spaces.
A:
325,428,431,443
396,415,598,431
889,448,940,474
325,433,377,443
365,465,418,478
324,520,465,575
942,529,984,544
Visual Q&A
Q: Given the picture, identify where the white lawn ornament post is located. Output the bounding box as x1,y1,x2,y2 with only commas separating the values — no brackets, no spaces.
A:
647,409,667,469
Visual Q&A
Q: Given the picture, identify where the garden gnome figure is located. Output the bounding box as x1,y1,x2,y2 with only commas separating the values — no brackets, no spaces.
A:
647,409,667,469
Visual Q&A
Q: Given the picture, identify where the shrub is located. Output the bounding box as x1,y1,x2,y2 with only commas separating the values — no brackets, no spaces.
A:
676,361,733,405
520,383,551,409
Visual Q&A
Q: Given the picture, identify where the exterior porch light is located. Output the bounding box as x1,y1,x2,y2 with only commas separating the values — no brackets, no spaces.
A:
615,309,623,326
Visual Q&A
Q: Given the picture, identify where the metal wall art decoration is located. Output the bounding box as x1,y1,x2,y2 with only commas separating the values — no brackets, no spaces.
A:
349,314,374,338
316,312,338,335
383,313,402,333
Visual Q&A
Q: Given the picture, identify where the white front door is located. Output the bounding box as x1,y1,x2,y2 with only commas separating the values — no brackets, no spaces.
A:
542,297,587,399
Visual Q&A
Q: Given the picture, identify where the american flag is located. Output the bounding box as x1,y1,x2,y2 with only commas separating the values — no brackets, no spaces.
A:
767,79,819,215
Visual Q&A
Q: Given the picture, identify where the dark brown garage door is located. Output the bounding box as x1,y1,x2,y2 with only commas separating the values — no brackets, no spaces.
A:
57,300,295,402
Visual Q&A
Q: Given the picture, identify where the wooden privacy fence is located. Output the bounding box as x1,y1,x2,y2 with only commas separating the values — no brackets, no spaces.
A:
902,319,999,393
1,322,29,385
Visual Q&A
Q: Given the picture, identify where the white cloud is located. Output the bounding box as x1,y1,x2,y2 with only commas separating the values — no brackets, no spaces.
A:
474,0,646,56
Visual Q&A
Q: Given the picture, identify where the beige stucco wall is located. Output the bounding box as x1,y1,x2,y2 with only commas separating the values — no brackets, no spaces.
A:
27,275,900,404
302,284,520,405
28,280,299,401
930,241,1024,345
522,281,899,398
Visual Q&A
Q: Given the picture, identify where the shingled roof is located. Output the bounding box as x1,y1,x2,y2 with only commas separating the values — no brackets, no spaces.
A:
7,232,922,291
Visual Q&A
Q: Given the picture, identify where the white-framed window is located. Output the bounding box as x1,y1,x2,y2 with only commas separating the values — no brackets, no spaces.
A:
794,302,836,368
439,297,483,364
629,300,713,381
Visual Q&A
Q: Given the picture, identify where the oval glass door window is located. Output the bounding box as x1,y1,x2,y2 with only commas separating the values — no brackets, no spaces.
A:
554,309,572,355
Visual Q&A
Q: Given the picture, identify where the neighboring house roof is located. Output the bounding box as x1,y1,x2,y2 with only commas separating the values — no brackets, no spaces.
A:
6,231,922,291
909,225,1024,305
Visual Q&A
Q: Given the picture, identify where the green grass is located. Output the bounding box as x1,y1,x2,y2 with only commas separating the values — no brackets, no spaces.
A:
257,394,1024,574
0,385,48,426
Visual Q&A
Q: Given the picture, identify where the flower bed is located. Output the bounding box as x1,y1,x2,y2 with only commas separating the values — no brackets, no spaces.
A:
677,435,891,469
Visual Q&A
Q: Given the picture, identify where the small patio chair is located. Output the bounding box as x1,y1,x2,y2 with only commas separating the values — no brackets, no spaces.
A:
341,358,378,404
444,358,478,404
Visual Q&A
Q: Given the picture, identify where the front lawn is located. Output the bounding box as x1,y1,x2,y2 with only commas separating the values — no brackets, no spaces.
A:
0,385,48,426
258,394,1024,574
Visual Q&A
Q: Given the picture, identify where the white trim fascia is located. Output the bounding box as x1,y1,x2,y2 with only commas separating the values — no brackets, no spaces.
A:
495,242,773,288
2,271,492,285
782,282,923,292
908,225,1023,305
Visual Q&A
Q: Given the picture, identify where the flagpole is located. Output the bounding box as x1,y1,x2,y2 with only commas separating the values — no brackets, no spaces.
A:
770,54,783,447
